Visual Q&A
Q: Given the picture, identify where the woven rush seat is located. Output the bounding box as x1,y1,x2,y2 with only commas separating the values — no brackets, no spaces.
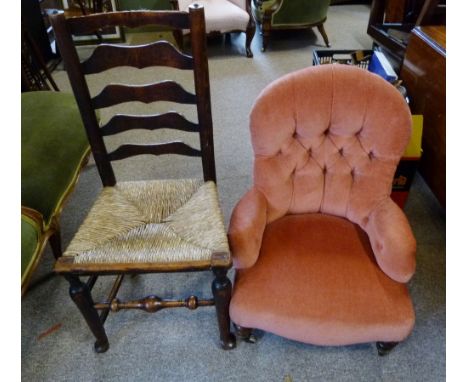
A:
64,179,229,265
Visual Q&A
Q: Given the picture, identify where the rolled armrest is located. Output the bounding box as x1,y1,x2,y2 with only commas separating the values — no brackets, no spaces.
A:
228,187,268,269
364,198,416,283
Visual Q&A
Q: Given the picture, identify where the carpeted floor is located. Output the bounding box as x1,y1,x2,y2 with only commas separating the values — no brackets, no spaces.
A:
21,5,446,381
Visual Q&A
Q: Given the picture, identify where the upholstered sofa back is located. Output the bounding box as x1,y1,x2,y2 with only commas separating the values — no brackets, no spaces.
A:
250,64,412,227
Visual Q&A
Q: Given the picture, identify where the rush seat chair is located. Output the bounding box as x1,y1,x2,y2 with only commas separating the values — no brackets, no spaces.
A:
50,5,236,353
228,64,416,355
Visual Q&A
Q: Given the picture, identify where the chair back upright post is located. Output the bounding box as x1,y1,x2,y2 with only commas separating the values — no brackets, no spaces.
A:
189,4,216,183
49,6,215,187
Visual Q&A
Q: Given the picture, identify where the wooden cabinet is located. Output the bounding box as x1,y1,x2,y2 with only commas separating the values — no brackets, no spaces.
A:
400,26,446,206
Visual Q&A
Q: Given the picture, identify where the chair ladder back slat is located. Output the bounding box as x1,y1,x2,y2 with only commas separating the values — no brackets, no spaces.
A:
49,12,116,187
92,81,197,109
82,41,194,75
107,142,202,162
67,11,191,35
101,112,199,136
189,5,217,183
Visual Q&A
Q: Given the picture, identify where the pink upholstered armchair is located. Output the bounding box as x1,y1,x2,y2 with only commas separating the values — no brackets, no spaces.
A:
174,0,256,57
228,64,417,355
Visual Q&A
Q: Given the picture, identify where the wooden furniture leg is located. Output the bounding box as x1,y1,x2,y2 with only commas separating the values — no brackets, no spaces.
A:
317,23,330,47
66,275,109,353
212,268,236,350
245,18,255,57
376,341,399,356
234,324,257,343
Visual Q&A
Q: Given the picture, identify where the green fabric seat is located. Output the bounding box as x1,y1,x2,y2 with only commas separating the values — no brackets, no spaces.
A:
21,213,41,286
253,0,331,50
254,0,329,27
21,91,90,229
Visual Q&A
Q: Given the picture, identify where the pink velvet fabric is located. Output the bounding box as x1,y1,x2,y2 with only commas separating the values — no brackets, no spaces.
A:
229,214,415,345
230,65,416,282
228,65,417,346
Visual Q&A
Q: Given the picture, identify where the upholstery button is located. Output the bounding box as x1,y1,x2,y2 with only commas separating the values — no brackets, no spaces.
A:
323,166,327,174
368,151,374,160
339,148,344,156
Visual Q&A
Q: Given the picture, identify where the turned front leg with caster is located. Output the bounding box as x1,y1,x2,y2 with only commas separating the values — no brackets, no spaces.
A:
66,275,109,353
234,324,257,343
376,341,399,356
212,268,236,350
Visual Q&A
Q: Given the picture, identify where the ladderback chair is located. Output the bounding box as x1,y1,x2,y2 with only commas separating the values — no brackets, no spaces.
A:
50,5,236,353
173,0,256,57
229,64,416,355
253,0,331,51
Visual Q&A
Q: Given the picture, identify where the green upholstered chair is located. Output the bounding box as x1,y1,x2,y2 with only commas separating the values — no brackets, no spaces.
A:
253,0,331,51
21,91,90,295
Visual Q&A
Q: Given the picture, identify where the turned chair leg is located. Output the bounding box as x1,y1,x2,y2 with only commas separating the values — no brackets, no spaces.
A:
261,17,272,52
65,275,109,353
212,268,236,350
245,20,255,57
234,324,257,343
317,23,330,47
376,341,399,356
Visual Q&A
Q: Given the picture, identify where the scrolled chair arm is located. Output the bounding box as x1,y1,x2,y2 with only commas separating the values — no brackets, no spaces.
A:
228,187,268,269
363,198,416,283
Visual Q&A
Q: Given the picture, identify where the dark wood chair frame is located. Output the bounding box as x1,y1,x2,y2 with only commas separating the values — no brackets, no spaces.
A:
50,5,236,353
170,0,256,57
253,0,330,52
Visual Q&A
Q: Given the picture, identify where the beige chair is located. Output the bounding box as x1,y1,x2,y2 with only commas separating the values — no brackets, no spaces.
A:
174,0,256,57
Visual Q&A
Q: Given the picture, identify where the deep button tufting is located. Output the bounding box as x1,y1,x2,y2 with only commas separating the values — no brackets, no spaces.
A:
308,148,313,156
292,132,298,138
338,148,344,156
324,128,330,136
323,166,327,174
350,168,355,178
368,151,374,160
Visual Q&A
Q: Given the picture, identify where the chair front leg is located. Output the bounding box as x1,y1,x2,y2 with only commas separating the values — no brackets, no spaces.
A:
65,274,109,353
245,19,255,57
317,23,330,47
212,268,236,350
376,341,399,356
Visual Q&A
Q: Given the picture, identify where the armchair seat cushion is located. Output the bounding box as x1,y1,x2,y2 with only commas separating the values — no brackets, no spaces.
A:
230,213,415,346
179,0,249,33
63,179,229,265
21,91,90,228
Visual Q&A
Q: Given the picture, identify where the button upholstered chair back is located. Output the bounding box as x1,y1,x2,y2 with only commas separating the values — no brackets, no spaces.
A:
250,64,412,227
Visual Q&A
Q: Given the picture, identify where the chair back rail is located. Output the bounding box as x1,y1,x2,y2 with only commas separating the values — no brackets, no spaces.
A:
81,41,194,74
107,142,201,162
50,5,216,187
101,113,199,136
66,11,191,34
92,81,197,109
